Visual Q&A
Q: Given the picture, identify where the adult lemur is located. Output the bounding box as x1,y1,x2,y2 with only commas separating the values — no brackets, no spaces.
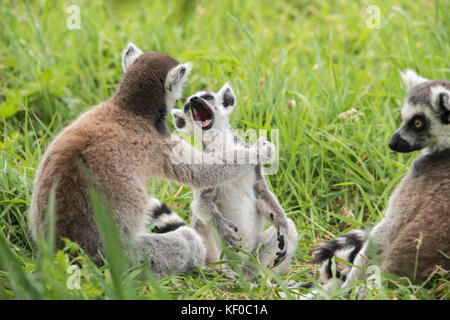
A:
171,83,298,276
314,70,450,292
29,43,274,279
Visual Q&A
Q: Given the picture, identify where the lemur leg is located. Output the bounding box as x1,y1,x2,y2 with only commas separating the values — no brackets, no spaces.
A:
255,218,298,275
98,179,205,279
139,197,207,279
191,214,221,264
131,204,206,280
165,136,274,189
191,214,236,279
133,226,206,279
254,165,292,265
340,214,397,289
198,188,240,247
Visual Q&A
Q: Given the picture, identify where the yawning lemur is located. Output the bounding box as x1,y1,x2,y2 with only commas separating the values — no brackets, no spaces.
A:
314,70,450,293
171,83,298,276
29,43,274,279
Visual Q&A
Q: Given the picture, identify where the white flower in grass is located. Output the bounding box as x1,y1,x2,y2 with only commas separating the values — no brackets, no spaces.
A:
338,108,364,123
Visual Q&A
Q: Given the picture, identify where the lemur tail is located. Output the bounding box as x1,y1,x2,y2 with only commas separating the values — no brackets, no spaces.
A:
313,229,367,282
148,198,185,233
313,229,367,264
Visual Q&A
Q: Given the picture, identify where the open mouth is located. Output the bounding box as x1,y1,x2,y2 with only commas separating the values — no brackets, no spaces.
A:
191,101,214,130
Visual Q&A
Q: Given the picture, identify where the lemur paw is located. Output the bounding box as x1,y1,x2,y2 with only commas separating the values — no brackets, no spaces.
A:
253,136,275,164
214,215,241,248
273,229,288,266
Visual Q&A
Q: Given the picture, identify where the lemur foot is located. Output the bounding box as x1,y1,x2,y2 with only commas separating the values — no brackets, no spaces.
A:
208,264,237,280
214,215,241,248
278,281,315,300
273,229,288,266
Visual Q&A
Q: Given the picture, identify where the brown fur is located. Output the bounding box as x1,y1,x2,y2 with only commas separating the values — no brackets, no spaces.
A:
29,50,264,272
380,149,450,280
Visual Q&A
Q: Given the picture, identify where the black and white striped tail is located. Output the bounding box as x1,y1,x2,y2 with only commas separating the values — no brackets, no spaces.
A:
148,198,185,233
313,229,367,282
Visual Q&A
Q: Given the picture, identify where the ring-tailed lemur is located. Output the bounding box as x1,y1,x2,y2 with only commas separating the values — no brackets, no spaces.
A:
29,42,275,279
170,83,298,277
313,70,450,293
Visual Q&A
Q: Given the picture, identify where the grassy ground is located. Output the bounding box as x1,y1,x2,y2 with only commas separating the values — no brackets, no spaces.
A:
0,0,448,299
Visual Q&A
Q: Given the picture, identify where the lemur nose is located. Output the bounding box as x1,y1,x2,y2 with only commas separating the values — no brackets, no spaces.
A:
191,96,199,102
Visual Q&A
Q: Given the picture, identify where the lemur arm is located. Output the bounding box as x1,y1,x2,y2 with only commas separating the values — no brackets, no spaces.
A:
164,136,273,189
198,188,241,247
254,165,288,230
254,165,289,265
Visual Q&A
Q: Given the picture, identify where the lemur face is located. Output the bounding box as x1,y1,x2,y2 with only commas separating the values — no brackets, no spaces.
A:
389,70,450,153
171,83,236,135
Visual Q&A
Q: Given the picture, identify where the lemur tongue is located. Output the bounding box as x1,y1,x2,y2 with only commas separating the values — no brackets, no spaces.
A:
192,104,212,127
192,109,211,127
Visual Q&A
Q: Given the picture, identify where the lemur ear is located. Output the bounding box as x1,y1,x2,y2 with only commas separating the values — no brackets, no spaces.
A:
400,69,428,91
121,42,143,72
165,62,193,108
439,92,450,111
170,109,187,129
431,86,450,124
217,83,236,110
166,63,193,92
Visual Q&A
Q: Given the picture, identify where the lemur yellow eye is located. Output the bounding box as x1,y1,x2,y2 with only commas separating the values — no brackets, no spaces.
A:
414,119,423,128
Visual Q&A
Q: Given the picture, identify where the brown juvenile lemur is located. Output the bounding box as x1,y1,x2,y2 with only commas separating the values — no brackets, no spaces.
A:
313,70,450,293
29,42,274,279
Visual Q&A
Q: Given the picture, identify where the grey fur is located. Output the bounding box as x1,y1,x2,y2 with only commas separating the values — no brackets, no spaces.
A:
134,226,206,279
171,83,297,277
408,80,450,107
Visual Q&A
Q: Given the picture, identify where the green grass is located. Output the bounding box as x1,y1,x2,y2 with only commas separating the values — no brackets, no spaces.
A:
0,0,449,299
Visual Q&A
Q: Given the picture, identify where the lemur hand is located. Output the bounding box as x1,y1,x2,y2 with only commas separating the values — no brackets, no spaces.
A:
273,225,288,266
213,214,241,248
252,136,275,164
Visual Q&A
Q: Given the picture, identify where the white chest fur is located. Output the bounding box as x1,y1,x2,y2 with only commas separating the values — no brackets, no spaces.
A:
214,169,263,251
192,168,264,253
